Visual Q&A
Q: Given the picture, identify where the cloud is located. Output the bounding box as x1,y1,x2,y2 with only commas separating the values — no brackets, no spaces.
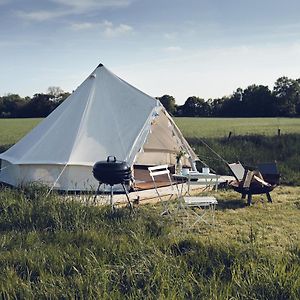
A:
0,40,38,48
16,0,133,22
164,32,177,40
69,20,133,38
163,46,182,53
102,22,133,38
70,22,96,30
51,0,132,11
16,10,66,21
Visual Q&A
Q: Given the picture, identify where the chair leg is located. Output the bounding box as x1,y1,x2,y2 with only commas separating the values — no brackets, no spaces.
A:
247,194,252,205
266,192,272,203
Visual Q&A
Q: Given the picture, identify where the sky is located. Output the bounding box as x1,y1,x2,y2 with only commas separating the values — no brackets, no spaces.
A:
0,0,300,104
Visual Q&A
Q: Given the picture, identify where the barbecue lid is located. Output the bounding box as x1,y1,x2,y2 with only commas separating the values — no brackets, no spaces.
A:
93,156,131,172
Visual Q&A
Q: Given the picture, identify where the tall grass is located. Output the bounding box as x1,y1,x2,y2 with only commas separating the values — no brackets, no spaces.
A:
188,134,300,185
0,186,299,299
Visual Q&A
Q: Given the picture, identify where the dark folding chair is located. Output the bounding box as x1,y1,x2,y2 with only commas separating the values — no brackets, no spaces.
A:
228,161,280,205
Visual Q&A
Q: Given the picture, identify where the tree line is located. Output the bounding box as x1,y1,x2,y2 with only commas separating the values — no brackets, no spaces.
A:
158,76,300,117
0,87,70,118
1,76,300,118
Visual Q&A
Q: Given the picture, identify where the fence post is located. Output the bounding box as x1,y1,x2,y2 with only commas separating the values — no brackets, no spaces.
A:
227,131,232,141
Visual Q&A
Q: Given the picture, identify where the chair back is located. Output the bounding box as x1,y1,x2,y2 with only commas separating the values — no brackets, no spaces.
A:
148,164,171,179
257,162,280,185
148,164,177,195
228,162,246,181
257,162,278,175
148,165,178,213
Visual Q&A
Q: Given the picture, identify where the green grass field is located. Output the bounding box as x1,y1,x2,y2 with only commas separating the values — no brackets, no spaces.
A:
0,186,299,299
0,117,300,298
0,118,41,146
1,117,300,146
174,117,300,138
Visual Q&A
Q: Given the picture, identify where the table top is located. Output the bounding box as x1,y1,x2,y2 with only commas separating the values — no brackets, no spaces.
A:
189,172,219,178
172,172,219,179
172,174,188,182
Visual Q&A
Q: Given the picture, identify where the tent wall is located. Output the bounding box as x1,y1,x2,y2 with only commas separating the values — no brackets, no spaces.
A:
0,160,98,191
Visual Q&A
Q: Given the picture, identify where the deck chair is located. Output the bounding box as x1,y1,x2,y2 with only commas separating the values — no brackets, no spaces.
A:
148,165,179,215
257,162,280,186
228,161,279,205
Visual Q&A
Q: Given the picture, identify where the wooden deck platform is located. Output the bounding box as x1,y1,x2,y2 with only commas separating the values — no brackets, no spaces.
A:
91,174,235,206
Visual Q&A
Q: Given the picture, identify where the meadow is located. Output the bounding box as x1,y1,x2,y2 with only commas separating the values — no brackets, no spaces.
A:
1,117,300,146
174,117,300,139
0,186,299,299
0,117,300,299
0,118,41,148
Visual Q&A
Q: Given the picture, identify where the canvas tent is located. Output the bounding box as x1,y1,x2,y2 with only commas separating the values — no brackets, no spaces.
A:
0,63,198,191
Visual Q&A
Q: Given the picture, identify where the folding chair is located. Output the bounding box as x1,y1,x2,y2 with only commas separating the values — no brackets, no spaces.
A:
182,196,218,227
228,161,279,205
148,165,179,215
257,162,280,186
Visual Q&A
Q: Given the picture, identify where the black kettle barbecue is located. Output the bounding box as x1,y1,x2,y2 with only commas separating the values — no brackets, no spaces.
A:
93,156,133,210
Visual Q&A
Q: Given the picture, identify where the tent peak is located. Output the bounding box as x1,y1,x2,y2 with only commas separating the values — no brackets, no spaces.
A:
97,63,104,68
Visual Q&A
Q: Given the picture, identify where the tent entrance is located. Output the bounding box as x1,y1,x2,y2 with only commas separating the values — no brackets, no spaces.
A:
134,109,195,167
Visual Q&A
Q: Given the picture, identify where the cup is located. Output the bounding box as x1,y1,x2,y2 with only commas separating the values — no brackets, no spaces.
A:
202,167,210,174
181,168,189,176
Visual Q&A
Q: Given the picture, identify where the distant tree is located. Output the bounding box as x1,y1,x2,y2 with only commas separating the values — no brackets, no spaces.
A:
212,86,272,117
272,77,300,116
22,93,55,118
0,94,27,118
241,85,274,117
47,86,70,104
210,97,229,117
297,78,300,115
57,92,71,102
47,86,64,97
157,95,176,115
181,96,210,117
213,90,243,117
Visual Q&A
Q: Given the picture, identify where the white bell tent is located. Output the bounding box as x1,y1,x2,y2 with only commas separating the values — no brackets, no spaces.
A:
0,63,198,191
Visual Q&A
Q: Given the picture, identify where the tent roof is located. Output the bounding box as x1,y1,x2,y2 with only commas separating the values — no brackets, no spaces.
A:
0,64,161,165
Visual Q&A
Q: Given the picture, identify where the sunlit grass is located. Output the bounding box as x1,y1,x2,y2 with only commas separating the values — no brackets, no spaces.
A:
0,117,299,298
0,186,299,298
195,186,300,255
174,117,300,138
0,118,41,146
1,117,300,147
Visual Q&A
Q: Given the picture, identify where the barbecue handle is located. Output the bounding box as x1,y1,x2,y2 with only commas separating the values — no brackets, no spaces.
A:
107,156,117,162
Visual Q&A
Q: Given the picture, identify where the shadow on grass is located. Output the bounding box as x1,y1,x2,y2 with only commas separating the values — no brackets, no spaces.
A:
216,198,247,210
